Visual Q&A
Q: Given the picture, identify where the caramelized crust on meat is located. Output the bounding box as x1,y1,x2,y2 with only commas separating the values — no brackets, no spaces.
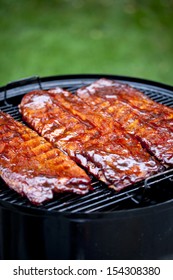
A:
19,90,105,181
20,88,162,191
77,79,173,166
0,111,91,204
85,79,173,131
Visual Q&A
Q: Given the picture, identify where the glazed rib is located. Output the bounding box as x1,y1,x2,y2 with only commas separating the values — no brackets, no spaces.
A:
77,78,173,131
19,90,105,181
20,89,161,191
77,79,173,166
0,111,91,204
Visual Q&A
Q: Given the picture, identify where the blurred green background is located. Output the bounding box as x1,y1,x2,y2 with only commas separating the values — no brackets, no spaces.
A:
0,0,173,86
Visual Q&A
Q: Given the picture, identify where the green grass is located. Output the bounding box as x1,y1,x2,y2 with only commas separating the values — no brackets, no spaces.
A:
0,0,173,86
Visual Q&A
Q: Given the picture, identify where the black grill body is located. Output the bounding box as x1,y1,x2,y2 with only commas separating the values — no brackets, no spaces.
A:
0,74,173,260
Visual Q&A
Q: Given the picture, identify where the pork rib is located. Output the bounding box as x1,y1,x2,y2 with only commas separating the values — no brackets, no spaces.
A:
0,111,91,204
20,88,161,191
77,79,173,166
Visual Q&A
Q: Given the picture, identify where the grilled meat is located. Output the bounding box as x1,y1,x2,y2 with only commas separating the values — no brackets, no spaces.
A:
77,79,173,166
0,111,91,204
20,88,161,191
81,79,173,131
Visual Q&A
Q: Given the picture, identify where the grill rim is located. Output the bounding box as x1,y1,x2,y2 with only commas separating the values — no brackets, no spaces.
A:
0,73,173,217
1,73,173,100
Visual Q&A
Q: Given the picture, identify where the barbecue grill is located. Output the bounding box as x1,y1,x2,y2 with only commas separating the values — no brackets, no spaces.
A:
0,74,173,260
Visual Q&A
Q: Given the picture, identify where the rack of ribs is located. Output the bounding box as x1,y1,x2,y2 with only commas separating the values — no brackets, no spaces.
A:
0,111,91,204
76,79,173,166
19,87,162,191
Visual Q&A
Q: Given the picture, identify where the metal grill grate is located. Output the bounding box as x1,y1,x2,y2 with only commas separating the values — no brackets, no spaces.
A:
0,75,173,213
